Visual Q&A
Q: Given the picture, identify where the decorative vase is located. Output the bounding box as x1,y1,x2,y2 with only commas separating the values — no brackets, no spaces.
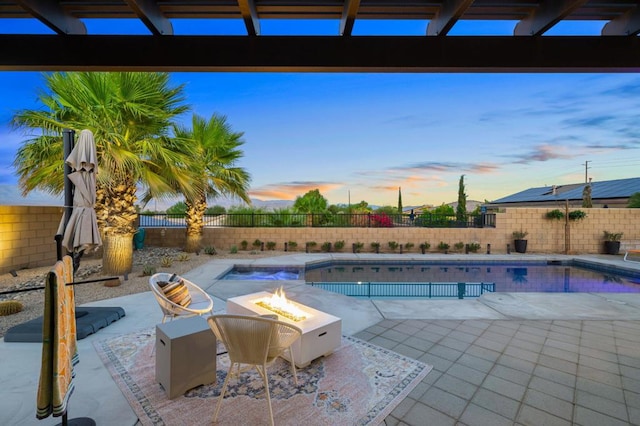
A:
604,241,621,255
514,239,528,254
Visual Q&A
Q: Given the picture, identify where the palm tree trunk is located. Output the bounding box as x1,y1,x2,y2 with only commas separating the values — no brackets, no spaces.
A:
102,233,134,275
184,195,207,253
96,180,138,275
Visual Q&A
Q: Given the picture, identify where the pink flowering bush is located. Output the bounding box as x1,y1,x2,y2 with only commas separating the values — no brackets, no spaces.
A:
371,213,393,228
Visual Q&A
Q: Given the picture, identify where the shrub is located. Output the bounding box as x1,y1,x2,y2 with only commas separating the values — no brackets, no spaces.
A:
454,242,464,252
513,230,528,239
229,245,238,254
160,256,173,267
371,241,381,252
321,242,332,252
438,241,450,252
388,241,399,252
266,241,276,250
545,209,564,220
419,242,431,250
603,231,623,241
371,213,393,228
467,242,481,253
404,242,415,250
204,246,217,255
141,264,156,276
568,210,587,221
334,240,345,251
252,239,262,249
240,240,248,250
177,253,190,262
353,242,364,253
288,241,298,250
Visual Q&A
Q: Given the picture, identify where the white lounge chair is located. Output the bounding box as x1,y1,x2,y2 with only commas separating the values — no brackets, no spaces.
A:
149,273,213,323
624,250,640,263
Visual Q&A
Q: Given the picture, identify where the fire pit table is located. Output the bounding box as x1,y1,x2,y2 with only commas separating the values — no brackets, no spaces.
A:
227,291,342,368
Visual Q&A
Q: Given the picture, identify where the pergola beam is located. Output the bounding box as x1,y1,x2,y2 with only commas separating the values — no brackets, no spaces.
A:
340,0,361,36
426,0,474,36
2,35,640,72
514,0,588,36
126,0,173,36
238,0,260,36
602,6,640,36
16,0,86,35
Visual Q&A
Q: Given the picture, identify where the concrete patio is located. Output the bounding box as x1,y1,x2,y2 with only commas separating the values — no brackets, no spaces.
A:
2,253,640,425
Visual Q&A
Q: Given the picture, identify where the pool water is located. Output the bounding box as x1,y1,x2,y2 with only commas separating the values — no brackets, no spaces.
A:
304,261,640,293
221,268,300,281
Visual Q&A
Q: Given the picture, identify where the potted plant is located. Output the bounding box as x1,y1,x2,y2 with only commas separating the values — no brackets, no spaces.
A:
513,230,528,253
437,241,450,254
419,242,430,254
603,231,623,255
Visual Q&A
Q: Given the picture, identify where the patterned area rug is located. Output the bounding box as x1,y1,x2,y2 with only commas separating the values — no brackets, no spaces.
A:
95,328,432,426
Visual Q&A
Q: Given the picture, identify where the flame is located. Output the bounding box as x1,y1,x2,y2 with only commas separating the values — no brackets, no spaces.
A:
255,287,308,321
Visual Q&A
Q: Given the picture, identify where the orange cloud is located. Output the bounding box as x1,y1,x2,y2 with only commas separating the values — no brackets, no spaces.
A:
249,181,342,200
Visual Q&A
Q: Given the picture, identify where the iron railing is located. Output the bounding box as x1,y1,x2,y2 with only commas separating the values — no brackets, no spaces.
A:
308,281,496,299
138,213,496,228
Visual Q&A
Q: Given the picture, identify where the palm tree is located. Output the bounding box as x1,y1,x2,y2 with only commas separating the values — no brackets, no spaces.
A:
173,113,251,252
12,72,194,275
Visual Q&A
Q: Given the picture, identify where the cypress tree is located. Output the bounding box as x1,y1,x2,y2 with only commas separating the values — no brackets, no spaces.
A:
456,175,467,222
397,187,403,213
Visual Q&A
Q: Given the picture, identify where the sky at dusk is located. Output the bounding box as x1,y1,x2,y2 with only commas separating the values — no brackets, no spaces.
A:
0,19,639,209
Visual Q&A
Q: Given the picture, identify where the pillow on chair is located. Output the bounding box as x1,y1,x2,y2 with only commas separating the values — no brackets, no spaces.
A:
158,279,192,307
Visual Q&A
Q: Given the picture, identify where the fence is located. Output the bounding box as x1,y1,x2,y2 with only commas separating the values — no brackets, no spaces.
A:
308,281,496,299
138,212,496,228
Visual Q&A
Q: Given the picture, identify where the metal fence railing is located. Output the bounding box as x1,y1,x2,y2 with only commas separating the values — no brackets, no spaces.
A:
138,213,496,228
308,281,496,299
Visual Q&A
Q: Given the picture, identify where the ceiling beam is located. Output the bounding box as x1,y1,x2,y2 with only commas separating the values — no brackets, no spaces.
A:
2,35,640,72
602,6,640,36
426,0,474,36
340,0,361,36
126,0,173,36
16,0,86,35
514,0,588,36
238,0,260,36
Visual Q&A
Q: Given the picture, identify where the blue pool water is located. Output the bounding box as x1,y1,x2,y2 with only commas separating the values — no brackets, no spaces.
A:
221,260,640,294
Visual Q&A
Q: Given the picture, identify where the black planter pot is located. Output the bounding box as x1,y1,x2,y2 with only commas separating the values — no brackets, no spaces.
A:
604,241,621,255
514,239,528,254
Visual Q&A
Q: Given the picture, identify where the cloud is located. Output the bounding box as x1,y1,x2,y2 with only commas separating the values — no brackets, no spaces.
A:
249,181,342,200
511,144,576,164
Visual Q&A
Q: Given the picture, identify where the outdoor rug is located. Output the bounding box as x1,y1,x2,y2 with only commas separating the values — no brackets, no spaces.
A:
95,328,432,426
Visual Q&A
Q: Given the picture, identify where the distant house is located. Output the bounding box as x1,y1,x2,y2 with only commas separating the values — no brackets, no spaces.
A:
487,177,640,209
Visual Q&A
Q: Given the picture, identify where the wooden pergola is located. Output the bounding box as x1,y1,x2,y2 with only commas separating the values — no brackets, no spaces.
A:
1,1,640,71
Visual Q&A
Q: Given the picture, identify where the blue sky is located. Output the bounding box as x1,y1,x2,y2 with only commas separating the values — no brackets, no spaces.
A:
0,18,638,208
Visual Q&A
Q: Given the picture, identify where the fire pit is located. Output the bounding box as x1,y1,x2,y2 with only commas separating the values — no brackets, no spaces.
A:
227,290,342,368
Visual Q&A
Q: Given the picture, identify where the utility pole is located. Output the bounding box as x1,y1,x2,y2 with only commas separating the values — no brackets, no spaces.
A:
584,160,591,183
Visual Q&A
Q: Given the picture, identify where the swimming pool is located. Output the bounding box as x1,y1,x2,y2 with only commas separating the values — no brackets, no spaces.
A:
221,260,640,296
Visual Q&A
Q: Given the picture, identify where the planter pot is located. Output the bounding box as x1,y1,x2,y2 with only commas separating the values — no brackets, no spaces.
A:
604,241,621,255
514,239,528,254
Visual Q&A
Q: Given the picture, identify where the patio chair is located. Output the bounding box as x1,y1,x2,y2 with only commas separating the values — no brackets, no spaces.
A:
149,273,213,323
207,314,302,426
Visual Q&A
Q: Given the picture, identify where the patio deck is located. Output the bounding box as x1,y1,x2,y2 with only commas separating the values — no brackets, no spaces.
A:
2,253,640,425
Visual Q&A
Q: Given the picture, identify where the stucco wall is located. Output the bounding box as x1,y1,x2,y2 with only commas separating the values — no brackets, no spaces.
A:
2,206,639,274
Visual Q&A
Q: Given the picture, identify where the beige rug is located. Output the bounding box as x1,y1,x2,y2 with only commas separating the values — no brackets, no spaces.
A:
95,328,432,426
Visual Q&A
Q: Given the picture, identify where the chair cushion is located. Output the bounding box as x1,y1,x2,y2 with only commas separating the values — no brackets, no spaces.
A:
158,279,192,307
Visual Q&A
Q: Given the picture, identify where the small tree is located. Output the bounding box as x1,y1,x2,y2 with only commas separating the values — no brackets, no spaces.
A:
629,192,640,208
456,175,467,222
582,183,592,208
397,187,403,214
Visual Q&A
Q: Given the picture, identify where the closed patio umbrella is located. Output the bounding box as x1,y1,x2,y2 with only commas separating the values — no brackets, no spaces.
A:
57,129,102,258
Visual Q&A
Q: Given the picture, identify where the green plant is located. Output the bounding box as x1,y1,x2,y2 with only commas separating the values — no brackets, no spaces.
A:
404,242,414,250
467,242,481,253
321,241,332,252
513,230,528,239
454,241,464,252
288,241,298,250
568,210,587,221
419,242,431,250
252,239,262,249
229,245,238,254
204,245,217,255
545,209,565,220
306,241,317,248
603,231,623,241
353,242,364,253
240,240,248,250
334,240,345,251
438,241,450,252
371,241,381,252
141,264,157,276
388,241,399,252
0,300,24,316
266,241,276,250
160,256,173,267
177,253,190,262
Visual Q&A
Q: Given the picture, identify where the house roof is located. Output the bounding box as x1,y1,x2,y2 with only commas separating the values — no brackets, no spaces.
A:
491,177,640,205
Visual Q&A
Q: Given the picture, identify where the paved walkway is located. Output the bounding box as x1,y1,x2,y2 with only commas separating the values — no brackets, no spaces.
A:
2,254,640,425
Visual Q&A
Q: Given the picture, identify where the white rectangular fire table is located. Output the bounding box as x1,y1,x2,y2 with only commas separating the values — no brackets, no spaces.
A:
227,291,342,368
